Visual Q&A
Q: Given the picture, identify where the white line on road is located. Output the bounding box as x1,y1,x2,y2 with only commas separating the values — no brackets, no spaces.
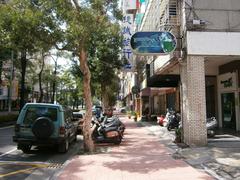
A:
0,148,17,157
0,125,14,130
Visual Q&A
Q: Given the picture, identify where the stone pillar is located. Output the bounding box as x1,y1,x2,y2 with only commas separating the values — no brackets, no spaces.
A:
180,56,207,146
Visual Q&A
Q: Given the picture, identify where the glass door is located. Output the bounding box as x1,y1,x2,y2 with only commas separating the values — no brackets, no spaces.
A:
221,93,236,129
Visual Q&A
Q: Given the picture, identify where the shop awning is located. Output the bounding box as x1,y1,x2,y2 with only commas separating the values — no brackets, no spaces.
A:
148,74,180,87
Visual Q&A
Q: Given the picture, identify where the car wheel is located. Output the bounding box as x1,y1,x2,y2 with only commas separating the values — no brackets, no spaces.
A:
18,144,31,153
58,139,69,153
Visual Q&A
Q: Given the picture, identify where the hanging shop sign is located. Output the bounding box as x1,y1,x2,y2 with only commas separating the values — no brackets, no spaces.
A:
218,72,237,91
130,31,177,55
122,14,134,70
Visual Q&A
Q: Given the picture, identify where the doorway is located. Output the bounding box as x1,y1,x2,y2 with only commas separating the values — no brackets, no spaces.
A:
206,85,216,118
221,93,236,129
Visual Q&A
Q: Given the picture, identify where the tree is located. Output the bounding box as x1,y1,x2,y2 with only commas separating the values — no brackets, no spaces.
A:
1,0,122,151
59,70,82,109
0,0,62,109
44,0,122,152
101,74,120,108
89,24,123,109
0,48,12,84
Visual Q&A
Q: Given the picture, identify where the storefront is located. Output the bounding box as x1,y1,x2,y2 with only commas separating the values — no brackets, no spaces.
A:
218,71,240,131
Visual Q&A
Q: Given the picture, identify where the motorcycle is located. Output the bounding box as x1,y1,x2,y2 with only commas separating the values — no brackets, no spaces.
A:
91,116,123,145
162,109,175,127
100,115,125,136
207,117,217,137
175,116,217,137
157,115,165,126
166,112,181,131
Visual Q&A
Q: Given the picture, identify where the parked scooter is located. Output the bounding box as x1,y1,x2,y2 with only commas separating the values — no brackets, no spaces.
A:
100,115,125,136
91,117,123,144
162,109,175,127
166,112,181,131
157,115,165,126
174,116,217,137
207,117,217,137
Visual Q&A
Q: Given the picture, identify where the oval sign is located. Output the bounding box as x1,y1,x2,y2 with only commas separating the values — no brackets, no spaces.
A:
130,31,177,55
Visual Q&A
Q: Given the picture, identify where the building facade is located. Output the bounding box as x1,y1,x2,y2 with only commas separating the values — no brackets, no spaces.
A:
122,0,240,146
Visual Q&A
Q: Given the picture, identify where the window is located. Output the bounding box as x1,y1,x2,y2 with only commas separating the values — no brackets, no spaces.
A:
73,113,83,119
23,107,58,124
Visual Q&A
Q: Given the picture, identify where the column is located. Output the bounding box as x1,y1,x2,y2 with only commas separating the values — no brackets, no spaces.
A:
180,56,207,146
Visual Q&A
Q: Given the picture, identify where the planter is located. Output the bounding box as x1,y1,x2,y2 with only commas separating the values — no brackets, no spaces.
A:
131,115,137,122
174,128,182,143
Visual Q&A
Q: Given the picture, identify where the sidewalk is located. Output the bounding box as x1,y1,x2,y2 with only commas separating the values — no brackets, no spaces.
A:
55,115,213,180
141,120,240,179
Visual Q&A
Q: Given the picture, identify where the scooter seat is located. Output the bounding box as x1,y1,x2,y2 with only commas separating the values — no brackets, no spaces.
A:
104,126,119,132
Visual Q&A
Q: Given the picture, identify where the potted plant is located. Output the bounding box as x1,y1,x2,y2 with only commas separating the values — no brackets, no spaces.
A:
127,111,131,119
131,111,137,122
174,127,182,143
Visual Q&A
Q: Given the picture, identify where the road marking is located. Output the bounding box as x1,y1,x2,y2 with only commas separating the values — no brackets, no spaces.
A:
0,167,37,178
0,125,14,130
0,161,61,178
0,148,17,157
0,162,48,168
0,161,60,168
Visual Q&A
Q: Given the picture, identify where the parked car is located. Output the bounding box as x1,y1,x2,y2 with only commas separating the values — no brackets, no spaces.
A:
13,103,77,153
73,111,84,134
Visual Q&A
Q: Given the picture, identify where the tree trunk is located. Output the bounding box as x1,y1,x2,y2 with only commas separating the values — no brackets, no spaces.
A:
38,54,45,103
0,60,3,84
101,84,109,110
78,47,95,153
51,61,57,103
20,51,27,110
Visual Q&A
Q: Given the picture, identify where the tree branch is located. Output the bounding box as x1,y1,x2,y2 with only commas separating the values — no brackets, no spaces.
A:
72,0,80,11
54,44,72,51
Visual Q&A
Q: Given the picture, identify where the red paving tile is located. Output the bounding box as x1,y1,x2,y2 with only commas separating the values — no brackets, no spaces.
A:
57,116,214,180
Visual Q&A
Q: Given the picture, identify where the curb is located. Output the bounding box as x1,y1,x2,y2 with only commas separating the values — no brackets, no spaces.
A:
0,121,16,128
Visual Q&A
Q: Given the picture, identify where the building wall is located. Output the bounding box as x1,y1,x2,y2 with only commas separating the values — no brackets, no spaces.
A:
184,0,240,32
140,0,162,31
0,85,9,99
186,31,240,56
137,0,240,146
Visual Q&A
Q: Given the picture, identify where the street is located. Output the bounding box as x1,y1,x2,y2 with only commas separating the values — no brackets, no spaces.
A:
0,126,82,180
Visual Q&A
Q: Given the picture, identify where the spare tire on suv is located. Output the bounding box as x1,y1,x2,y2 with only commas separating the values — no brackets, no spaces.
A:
32,117,54,139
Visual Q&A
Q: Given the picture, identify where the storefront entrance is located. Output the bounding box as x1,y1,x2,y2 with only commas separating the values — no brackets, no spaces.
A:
221,93,236,129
